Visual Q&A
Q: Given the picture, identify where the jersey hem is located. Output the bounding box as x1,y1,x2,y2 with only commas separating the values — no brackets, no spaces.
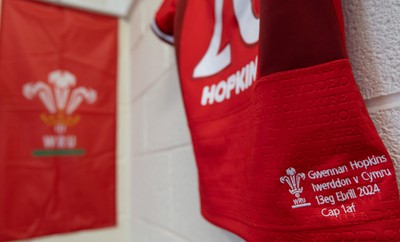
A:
151,20,174,45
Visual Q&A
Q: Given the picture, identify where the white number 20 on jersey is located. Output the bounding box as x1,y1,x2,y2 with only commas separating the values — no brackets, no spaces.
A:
193,0,259,78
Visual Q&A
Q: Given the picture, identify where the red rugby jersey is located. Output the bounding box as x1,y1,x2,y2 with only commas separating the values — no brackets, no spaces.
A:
153,0,400,241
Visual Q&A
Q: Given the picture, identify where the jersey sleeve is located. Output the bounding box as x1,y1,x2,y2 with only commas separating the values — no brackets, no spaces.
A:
151,0,176,45
259,0,347,76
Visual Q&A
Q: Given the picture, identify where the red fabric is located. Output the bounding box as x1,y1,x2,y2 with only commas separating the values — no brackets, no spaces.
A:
0,0,117,240
332,0,347,48
259,0,347,76
155,1,261,239
251,60,400,241
154,0,400,241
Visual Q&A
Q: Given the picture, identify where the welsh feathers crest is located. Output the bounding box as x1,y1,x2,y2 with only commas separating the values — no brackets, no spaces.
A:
280,167,311,208
23,70,97,134
280,167,305,198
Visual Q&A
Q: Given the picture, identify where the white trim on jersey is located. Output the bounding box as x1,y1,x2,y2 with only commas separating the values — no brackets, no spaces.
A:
151,20,174,45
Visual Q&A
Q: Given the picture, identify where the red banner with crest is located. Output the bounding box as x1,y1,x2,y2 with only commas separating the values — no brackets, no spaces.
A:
0,0,117,240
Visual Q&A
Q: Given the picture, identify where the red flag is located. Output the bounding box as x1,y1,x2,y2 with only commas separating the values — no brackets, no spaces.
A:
0,0,117,240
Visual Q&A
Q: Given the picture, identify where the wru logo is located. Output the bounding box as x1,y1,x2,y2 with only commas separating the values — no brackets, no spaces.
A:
23,70,97,134
22,70,97,156
280,167,311,209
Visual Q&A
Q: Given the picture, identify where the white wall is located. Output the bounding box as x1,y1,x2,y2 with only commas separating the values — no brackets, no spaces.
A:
343,0,400,184
128,0,244,241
